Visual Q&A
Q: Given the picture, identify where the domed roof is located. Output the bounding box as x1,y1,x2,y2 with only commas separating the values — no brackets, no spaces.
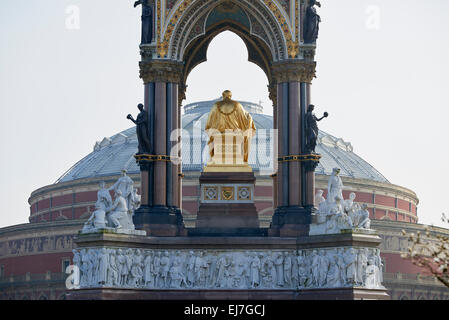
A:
56,99,389,184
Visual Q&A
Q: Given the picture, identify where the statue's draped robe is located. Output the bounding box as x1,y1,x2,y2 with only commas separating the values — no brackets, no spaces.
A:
205,99,256,163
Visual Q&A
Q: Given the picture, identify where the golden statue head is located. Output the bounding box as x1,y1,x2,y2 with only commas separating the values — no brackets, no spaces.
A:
222,90,232,100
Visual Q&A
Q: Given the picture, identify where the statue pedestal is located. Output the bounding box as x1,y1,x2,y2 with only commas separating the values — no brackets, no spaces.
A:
193,172,261,236
203,132,252,173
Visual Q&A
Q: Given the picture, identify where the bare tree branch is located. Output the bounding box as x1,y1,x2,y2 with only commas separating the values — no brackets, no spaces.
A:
401,213,449,288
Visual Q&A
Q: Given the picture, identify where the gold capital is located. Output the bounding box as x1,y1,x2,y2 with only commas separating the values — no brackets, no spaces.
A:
139,60,184,84
271,60,317,84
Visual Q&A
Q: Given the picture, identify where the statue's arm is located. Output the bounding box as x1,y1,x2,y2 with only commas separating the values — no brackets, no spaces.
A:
106,199,118,213
316,112,328,122
127,114,137,124
107,181,117,191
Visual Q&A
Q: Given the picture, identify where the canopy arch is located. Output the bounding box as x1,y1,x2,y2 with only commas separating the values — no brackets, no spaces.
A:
166,0,289,63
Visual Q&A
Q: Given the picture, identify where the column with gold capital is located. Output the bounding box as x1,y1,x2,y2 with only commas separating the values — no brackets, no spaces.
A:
133,56,186,236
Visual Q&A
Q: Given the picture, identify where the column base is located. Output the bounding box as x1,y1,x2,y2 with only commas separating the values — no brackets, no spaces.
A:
268,205,315,237
133,205,187,236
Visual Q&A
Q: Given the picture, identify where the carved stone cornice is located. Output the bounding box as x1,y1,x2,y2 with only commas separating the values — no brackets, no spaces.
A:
139,60,184,84
271,60,317,84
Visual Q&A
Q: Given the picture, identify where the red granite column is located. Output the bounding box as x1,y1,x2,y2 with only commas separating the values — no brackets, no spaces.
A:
171,83,180,208
276,83,285,208
140,170,149,206
288,82,301,206
154,82,167,206
272,101,278,209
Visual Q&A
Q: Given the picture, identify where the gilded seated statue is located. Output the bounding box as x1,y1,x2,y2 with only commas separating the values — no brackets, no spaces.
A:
204,90,256,172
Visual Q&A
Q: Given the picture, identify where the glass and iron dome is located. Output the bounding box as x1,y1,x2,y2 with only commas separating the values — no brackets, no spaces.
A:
56,99,389,184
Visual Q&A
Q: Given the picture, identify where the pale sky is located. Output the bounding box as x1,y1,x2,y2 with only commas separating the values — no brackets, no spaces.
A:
0,0,448,228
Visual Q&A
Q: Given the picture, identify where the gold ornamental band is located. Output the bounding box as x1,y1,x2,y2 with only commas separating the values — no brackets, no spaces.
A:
134,154,180,162
277,154,322,162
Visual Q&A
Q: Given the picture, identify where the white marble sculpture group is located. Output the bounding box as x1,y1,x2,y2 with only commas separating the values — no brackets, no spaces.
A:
310,168,372,235
81,170,142,234
72,247,384,290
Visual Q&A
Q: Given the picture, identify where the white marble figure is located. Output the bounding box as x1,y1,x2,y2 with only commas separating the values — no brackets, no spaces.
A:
125,249,134,286
356,248,369,286
159,251,170,288
107,189,131,229
250,253,261,288
98,181,113,208
344,192,356,213
117,249,128,286
326,252,341,287
335,248,346,286
309,168,372,235
82,199,107,232
143,252,153,287
82,181,112,232
152,251,161,287
129,188,141,212
72,247,385,290
234,254,248,288
344,248,357,285
315,189,326,209
197,251,209,288
318,250,329,287
89,249,97,285
274,252,284,286
108,249,119,286
374,248,383,284
311,250,320,287
327,168,344,205
357,204,371,229
72,250,81,288
169,258,186,288
97,248,109,285
297,251,310,288
79,249,88,287
81,177,142,234
82,181,111,232
186,251,196,287
283,252,292,287
130,249,144,287
262,254,277,288
365,256,378,289
215,254,230,288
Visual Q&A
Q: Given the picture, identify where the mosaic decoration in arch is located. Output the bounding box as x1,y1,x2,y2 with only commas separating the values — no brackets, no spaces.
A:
205,3,251,29
170,0,287,62
263,0,297,58
156,0,300,59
